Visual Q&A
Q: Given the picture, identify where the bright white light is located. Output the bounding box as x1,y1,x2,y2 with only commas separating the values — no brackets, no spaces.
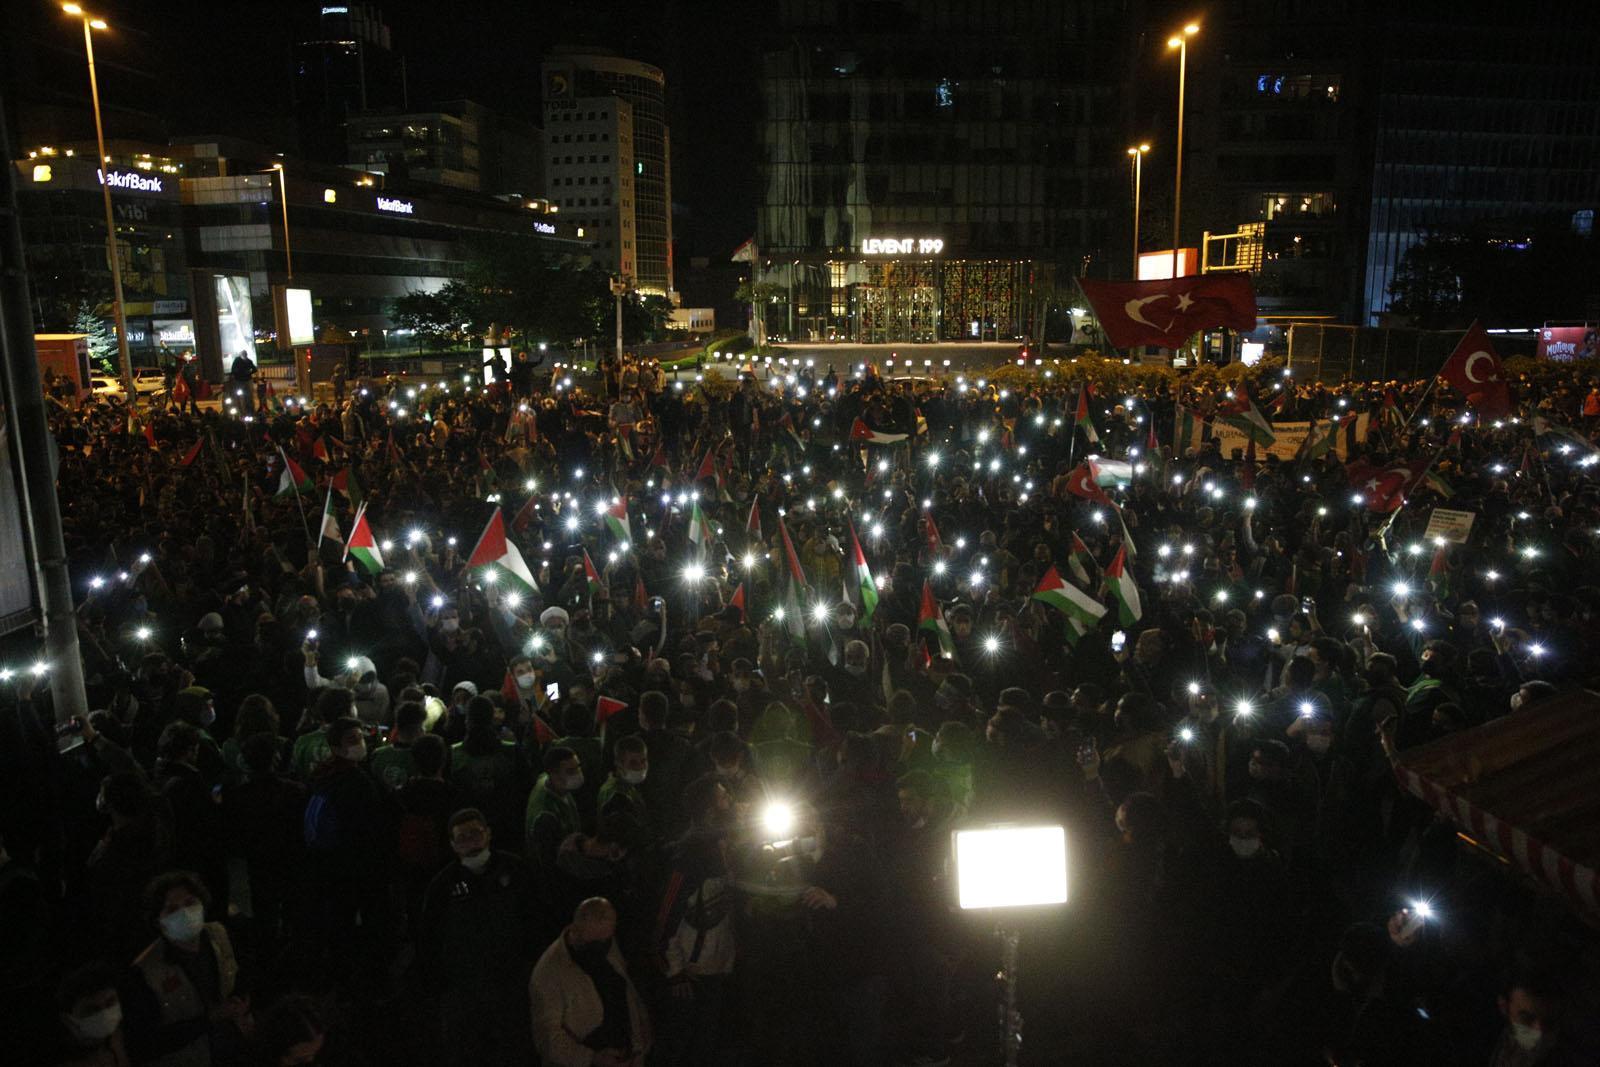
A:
135,626,152,641
1407,543,1423,557
742,553,757,569
1528,643,1546,658
1244,497,1257,511
1179,726,1196,742
1484,569,1500,582
1299,701,1316,717
1214,590,1228,604
482,570,498,585
1392,582,1411,598
683,563,705,583
566,516,580,531
763,802,795,838
933,561,947,576
954,826,1067,910
1351,612,1367,627
983,635,1000,654
772,606,786,622
811,601,831,623
1235,701,1253,718
1173,474,1185,486
969,571,984,586
1187,681,1202,696
1410,619,1426,632
1521,545,1540,559
927,451,941,468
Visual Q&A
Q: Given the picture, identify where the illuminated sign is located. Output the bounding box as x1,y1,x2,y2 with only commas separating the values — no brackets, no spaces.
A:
376,196,414,215
533,221,556,234
1137,248,1199,280
285,288,315,346
32,164,52,183
97,169,164,193
323,188,338,204
861,237,944,255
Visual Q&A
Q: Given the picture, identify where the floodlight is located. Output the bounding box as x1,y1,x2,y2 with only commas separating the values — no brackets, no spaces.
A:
954,825,1067,910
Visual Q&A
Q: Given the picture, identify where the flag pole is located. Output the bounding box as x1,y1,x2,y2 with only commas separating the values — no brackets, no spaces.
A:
277,445,314,544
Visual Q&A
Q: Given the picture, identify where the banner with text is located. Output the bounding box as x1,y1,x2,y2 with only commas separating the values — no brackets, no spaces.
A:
1185,413,1370,461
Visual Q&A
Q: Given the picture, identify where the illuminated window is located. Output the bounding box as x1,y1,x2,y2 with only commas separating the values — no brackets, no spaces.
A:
31,164,52,183
323,188,338,203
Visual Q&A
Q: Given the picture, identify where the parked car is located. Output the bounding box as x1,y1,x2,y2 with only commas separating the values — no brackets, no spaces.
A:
89,376,123,398
132,368,166,394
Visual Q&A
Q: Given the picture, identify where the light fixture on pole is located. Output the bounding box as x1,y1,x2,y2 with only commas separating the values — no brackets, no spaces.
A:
62,2,135,406
953,825,1069,1066
609,274,629,364
270,162,293,279
1165,22,1200,281
1126,143,1149,273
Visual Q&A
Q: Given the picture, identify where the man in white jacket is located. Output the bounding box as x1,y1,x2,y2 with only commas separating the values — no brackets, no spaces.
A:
529,897,650,1067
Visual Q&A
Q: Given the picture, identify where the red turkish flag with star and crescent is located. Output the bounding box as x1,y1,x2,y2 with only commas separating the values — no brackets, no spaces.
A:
1345,457,1432,513
1078,275,1257,349
1438,320,1511,417
1064,462,1113,506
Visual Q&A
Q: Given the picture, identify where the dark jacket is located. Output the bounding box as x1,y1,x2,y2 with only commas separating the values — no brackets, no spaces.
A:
419,852,540,991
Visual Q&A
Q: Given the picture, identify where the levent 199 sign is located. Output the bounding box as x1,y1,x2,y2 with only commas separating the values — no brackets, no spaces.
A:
861,237,944,255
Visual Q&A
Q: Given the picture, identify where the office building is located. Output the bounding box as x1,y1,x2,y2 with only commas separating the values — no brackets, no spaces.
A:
541,97,637,283
346,100,544,197
293,3,407,163
542,50,673,295
752,0,1134,343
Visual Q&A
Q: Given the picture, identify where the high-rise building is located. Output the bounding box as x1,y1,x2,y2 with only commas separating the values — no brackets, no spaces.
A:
541,98,637,282
292,3,407,164
542,50,673,296
346,100,544,197
752,0,1134,343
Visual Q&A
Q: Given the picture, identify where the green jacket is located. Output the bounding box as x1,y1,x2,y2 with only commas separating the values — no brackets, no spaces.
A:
597,773,645,816
291,730,332,779
371,742,416,791
524,773,581,868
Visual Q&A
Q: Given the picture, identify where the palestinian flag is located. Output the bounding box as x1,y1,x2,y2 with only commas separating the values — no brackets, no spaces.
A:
849,417,908,445
1115,507,1139,562
1174,402,1197,457
312,436,331,463
845,521,879,624
331,466,364,510
511,493,539,534
729,582,746,623
465,508,538,593
179,439,203,467
745,497,762,542
687,499,716,552
1032,565,1106,645
633,574,648,614
603,498,631,545
1092,460,1134,486
777,518,809,641
923,513,944,555
1075,385,1099,445
647,441,668,473
596,697,628,728
1215,388,1277,447
345,504,383,574
778,412,805,452
1145,420,1164,477
1105,545,1142,626
276,453,313,500
1068,532,1097,587
1532,417,1599,458
1380,390,1406,433
1427,545,1451,601
317,487,344,558
581,547,603,597
917,581,956,659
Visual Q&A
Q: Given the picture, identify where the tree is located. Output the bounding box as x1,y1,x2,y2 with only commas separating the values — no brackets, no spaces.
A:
72,300,118,374
390,282,473,353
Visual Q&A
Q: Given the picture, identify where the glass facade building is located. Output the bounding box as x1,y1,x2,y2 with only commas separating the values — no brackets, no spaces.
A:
754,0,1134,342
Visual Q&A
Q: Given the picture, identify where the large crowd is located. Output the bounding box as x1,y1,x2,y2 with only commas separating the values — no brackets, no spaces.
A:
1,347,1598,1067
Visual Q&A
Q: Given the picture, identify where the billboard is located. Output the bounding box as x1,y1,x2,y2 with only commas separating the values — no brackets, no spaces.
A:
1537,325,1598,362
1138,248,1199,280
0,390,35,633
285,288,315,346
213,274,256,364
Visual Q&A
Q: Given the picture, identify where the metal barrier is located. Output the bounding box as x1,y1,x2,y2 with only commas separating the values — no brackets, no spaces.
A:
1287,324,1462,383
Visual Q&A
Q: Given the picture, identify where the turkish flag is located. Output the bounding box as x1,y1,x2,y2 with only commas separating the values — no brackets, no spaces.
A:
1064,462,1113,506
1438,321,1511,417
1346,457,1431,512
1078,274,1257,349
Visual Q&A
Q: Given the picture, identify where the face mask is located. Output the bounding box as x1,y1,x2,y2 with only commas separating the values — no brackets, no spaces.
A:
1510,1022,1545,1052
340,739,367,762
559,771,584,792
844,662,867,677
356,681,376,697
732,679,750,692
1229,835,1262,859
573,936,612,962
1306,735,1332,755
796,835,822,863
442,618,460,633
620,767,647,785
931,738,945,760
715,764,743,781
459,850,490,873
66,1004,123,1044
515,671,537,690
160,902,206,943
935,685,957,710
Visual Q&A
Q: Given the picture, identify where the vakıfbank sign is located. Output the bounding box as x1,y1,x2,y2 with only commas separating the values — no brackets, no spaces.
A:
97,168,165,193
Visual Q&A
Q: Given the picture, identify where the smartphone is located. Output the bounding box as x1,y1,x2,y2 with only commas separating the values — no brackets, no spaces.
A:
1301,596,1316,614
1111,630,1127,653
545,682,561,702
304,629,319,651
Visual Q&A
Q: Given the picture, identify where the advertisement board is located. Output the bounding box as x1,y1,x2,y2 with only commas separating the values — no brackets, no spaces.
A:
285,288,315,346
213,274,256,364
1536,325,1598,362
1138,248,1199,281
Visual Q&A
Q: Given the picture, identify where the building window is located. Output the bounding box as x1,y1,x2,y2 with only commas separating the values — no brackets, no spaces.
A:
1574,209,1594,237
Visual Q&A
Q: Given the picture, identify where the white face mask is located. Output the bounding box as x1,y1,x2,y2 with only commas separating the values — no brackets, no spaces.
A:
1510,1022,1545,1052
160,902,206,943
515,671,537,690
459,850,490,873
442,618,460,633
340,739,367,762
844,662,867,676
1306,735,1332,755
797,835,822,863
66,1003,123,1044
620,767,647,785
558,771,584,792
1229,835,1262,859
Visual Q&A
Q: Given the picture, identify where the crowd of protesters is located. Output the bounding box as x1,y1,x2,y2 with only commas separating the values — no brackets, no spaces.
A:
1,345,1598,1067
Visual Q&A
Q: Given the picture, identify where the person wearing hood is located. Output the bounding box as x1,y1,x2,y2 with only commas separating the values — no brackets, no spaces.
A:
122,870,250,1067
303,650,391,730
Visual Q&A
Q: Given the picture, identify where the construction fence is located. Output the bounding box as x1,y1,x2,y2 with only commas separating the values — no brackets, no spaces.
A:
1286,324,1463,383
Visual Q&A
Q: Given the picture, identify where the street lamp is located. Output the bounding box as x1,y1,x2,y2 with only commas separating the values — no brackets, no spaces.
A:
1165,22,1200,281
62,3,135,404
270,162,293,279
1126,143,1149,273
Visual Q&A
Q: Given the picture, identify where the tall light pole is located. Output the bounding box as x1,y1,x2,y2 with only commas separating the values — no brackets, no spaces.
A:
63,3,135,404
1166,22,1200,281
610,275,629,366
1127,143,1149,274
270,163,293,280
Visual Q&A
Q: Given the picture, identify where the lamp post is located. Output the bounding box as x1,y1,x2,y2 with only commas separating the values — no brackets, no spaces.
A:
270,163,293,280
1166,22,1200,281
610,275,629,366
63,3,135,404
1126,143,1149,274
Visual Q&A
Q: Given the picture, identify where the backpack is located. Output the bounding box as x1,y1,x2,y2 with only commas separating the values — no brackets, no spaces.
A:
303,785,344,851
